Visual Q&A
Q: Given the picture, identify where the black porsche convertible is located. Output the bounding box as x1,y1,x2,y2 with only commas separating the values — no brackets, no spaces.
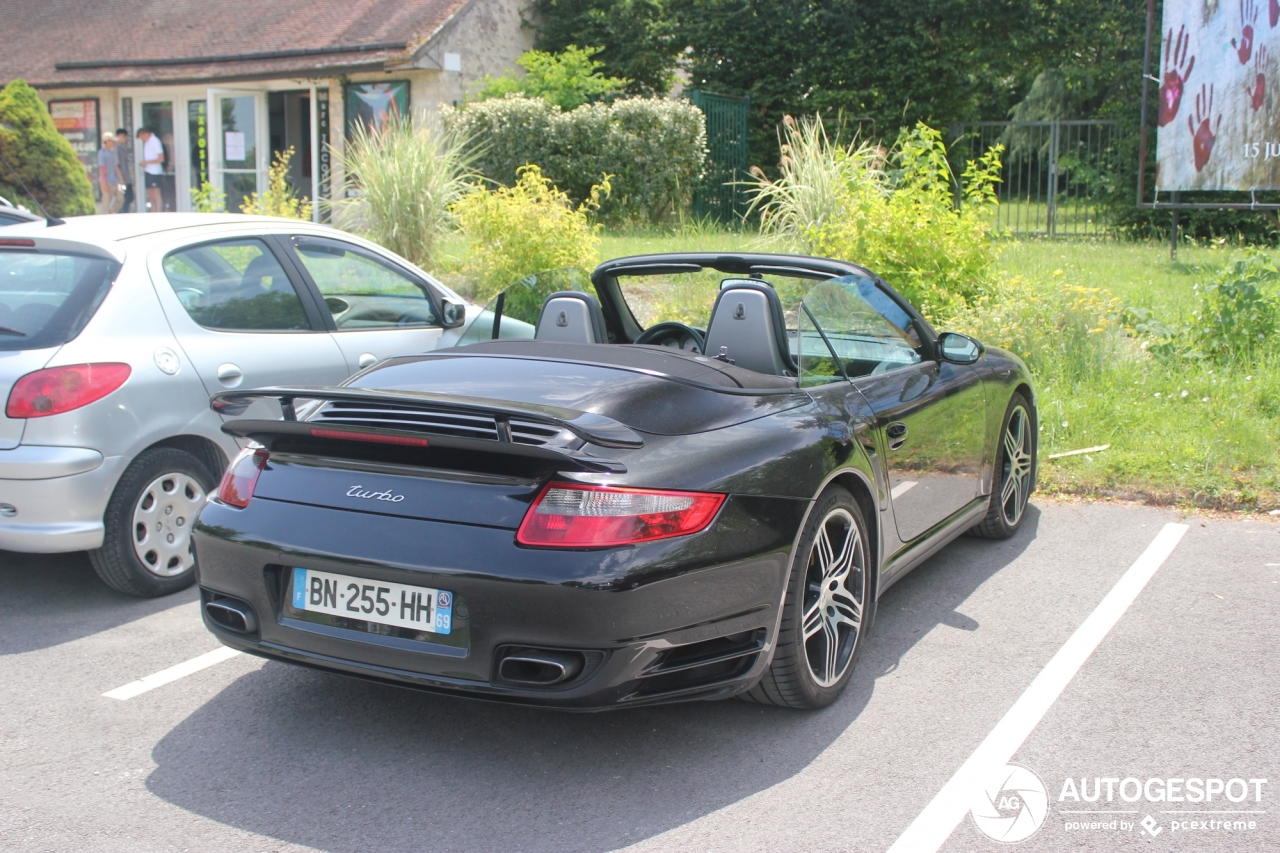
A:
194,253,1036,710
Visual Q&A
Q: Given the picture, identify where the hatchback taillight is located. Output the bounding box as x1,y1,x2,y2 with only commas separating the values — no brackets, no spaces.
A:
215,448,269,508
6,363,131,418
516,482,725,548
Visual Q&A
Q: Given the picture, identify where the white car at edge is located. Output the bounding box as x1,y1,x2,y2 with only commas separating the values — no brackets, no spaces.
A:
0,213,475,596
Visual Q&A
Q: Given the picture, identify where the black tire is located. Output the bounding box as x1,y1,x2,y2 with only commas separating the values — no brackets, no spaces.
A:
969,392,1036,540
745,485,872,710
89,447,216,598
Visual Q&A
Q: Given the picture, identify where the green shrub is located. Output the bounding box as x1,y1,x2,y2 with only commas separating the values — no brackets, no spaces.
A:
241,146,312,220
443,96,705,226
1190,252,1279,363
451,165,608,298
747,117,1002,318
473,46,628,111
0,80,95,217
327,117,478,270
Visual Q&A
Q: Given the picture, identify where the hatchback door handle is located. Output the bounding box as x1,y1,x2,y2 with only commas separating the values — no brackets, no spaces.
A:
216,363,243,385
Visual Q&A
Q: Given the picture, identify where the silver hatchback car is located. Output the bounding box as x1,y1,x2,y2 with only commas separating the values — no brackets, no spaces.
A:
0,214,473,596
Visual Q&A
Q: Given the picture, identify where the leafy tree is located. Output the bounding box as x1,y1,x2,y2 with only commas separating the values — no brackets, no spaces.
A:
0,79,95,217
528,0,678,95
473,46,629,111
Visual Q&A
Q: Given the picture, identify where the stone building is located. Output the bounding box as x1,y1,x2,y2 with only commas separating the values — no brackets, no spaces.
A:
1,0,534,216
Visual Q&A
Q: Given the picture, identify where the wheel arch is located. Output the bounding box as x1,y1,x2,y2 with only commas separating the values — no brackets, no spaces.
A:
828,470,881,613
145,434,230,481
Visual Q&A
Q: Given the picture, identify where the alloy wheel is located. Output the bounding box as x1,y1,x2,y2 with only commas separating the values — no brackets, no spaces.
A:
999,405,1033,527
802,507,866,688
131,472,204,577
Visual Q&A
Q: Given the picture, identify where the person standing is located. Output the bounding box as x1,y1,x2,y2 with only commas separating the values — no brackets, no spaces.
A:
115,128,134,213
96,132,124,215
137,127,164,212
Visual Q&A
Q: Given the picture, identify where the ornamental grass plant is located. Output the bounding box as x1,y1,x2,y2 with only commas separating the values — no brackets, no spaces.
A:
327,117,479,270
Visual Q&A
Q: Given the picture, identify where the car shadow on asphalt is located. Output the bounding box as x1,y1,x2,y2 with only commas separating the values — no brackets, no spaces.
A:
0,550,197,656
144,506,1041,853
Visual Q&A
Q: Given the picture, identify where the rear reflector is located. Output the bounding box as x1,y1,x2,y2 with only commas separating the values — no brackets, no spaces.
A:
215,448,269,508
309,427,430,447
517,482,724,548
6,363,131,418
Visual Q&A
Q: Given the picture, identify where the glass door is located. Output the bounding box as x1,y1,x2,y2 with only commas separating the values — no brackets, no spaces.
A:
208,90,265,213
139,100,177,211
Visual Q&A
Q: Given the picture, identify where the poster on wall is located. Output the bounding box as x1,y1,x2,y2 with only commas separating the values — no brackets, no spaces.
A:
1156,0,1280,190
48,99,100,194
344,81,408,139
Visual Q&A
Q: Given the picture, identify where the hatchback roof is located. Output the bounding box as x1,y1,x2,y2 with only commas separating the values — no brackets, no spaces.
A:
0,213,323,245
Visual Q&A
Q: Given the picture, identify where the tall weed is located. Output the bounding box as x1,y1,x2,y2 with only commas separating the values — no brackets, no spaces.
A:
241,147,312,220
327,117,478,270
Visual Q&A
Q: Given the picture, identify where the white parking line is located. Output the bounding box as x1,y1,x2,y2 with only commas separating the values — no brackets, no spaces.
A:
891,481,917,499
103,646,241,700
886,522,1189,853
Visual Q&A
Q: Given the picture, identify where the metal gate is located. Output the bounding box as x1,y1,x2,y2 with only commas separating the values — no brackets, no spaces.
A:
949,120,1120,236
689,90,750,224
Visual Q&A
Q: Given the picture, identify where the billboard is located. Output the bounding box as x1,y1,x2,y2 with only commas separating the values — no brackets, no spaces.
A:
48,99,100,197
1156,0,1280,190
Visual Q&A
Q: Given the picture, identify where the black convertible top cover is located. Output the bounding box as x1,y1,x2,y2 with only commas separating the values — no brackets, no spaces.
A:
446,340,798,390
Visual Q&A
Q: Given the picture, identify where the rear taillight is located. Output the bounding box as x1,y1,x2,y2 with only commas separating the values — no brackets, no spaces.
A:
215,448,269,508
517,482,725,548
6,363,131,418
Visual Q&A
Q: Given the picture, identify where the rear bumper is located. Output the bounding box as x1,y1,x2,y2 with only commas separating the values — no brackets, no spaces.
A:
0,449,124,553
193,493,808,709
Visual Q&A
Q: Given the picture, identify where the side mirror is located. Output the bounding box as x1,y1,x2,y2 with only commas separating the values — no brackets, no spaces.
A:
937,332,983,364
440,299,466,329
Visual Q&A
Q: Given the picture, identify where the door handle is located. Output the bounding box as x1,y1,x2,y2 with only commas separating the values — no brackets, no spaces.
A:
216,363,243,386
358,352,378,369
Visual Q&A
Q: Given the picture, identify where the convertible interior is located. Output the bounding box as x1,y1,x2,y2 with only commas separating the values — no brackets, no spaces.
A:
458,254,933,387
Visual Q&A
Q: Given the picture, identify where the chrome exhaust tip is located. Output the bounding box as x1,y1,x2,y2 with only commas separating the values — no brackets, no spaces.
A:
203,597,258,635
496,648,585,686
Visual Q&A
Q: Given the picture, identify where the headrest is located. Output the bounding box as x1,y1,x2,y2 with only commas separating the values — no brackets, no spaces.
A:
703,282,795,376
534,290,607,344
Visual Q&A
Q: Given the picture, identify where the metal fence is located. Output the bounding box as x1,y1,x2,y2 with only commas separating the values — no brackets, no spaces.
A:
949,120,1121,237
689,90,751,224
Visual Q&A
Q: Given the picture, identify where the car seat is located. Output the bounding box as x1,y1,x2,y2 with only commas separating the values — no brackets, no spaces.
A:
702,282,795,376
534,291,608,344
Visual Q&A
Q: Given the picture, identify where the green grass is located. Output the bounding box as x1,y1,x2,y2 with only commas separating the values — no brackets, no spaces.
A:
991,239,1278,513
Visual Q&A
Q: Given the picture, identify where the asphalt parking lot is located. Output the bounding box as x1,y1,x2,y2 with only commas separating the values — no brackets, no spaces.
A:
1,499,1276,853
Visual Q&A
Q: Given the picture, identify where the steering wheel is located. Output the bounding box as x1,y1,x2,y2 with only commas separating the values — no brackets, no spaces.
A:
633,321,706,353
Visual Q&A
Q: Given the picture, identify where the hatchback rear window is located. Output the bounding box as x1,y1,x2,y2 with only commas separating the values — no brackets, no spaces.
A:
0,250,117,351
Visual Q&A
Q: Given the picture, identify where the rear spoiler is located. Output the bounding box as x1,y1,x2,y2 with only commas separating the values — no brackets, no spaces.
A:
209,386,642,474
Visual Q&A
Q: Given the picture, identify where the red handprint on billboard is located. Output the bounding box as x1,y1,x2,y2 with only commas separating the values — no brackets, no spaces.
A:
1188,84,1221,172
1247,45,1268,109
1160,26,1196,126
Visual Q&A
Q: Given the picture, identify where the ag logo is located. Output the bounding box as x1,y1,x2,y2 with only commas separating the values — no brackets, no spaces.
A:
970,763,1049,844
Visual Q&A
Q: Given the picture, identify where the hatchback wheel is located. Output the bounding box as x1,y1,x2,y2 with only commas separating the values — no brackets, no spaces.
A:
89,447,216,597
745,485,870,709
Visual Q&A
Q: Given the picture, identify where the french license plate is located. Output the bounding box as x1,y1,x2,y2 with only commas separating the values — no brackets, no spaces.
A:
291,568,452,635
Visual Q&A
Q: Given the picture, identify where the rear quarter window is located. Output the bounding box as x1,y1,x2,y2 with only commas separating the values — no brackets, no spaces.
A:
0,250,117,351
